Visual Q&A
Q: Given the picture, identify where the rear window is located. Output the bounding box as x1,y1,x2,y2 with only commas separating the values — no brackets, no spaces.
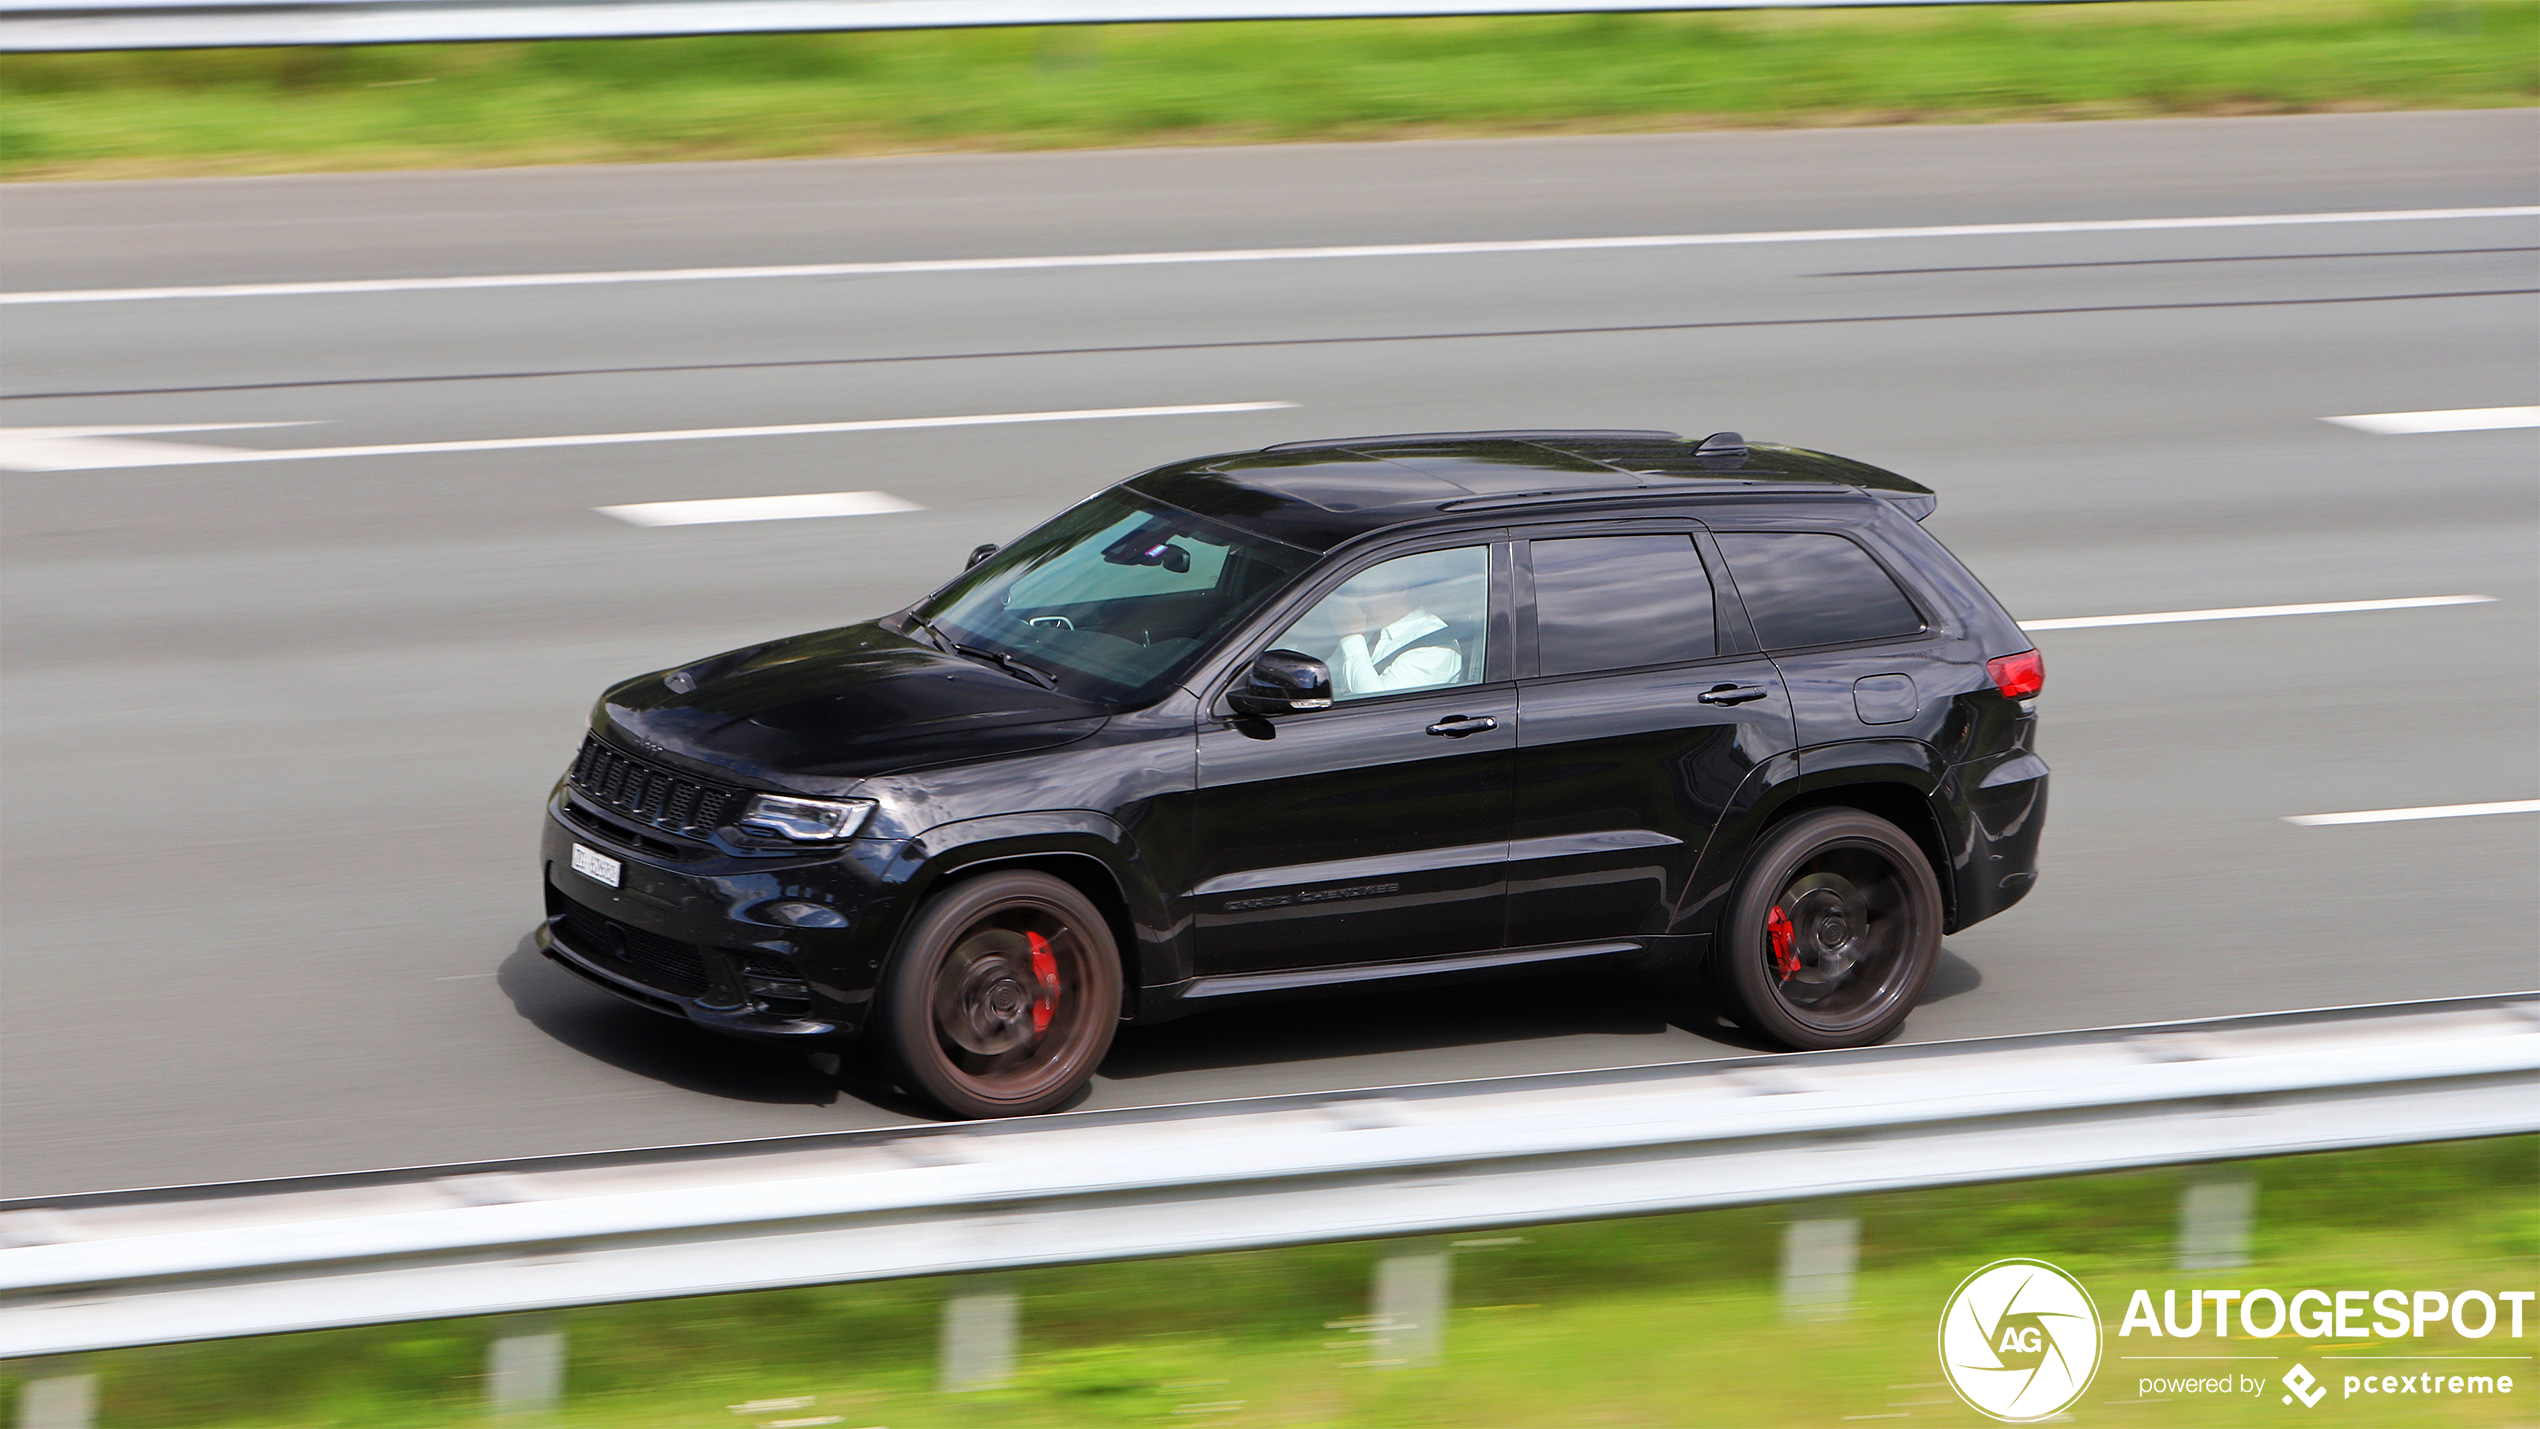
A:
1530,534,1716,676
1715,532,1924,649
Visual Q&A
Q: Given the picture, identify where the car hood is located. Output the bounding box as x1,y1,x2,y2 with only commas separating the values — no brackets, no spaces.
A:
598,621,1110,788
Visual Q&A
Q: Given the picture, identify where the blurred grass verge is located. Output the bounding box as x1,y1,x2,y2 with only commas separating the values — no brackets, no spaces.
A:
2,1134,2531,1427
0,0,2533,180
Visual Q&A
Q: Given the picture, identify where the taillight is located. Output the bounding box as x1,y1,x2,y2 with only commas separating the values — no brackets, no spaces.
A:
1987,649,2045,701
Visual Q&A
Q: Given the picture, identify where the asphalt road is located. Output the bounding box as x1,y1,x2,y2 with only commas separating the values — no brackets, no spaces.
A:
4,112,2534,1199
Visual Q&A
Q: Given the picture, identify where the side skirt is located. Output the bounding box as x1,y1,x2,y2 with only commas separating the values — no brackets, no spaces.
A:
1173,935,1701,1004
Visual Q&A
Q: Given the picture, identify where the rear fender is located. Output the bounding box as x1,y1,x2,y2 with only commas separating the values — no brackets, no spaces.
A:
1678,743,1957,937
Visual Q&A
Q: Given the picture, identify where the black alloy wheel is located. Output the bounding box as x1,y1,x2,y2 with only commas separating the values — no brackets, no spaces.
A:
1712,808,1942,1050
874,870,1123,1118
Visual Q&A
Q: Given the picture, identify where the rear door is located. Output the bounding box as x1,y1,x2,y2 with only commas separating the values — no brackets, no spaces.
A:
1508,526,1798,947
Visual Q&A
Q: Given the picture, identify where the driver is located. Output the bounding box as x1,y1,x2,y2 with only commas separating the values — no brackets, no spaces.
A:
1331,563,1461,698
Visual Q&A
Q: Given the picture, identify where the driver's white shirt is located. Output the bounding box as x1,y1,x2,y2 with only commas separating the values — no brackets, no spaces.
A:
1333,609,1459,697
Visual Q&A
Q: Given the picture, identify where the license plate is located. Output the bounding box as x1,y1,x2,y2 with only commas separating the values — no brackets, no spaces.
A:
570,843,621,889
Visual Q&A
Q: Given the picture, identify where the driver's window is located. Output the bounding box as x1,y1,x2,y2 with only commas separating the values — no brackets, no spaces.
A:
1271,546,1489,702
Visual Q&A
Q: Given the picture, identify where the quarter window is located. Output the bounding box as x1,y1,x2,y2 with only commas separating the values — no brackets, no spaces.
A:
1715,532,1924,649
1530,534,1716,676
1270,546,1491,702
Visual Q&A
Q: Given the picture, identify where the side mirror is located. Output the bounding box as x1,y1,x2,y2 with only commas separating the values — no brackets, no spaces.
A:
1229,649,1333,716
965,543,999,570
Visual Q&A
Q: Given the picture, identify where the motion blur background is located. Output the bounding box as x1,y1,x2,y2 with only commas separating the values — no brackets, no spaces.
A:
2,1,2534,1423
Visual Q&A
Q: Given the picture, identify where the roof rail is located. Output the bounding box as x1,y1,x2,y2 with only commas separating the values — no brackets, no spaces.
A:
1437,483,1865,514
1262,429,1684,453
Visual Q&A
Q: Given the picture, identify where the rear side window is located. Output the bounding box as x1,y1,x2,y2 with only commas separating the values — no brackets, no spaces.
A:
1715,532,1924,649
1530,534,1716,676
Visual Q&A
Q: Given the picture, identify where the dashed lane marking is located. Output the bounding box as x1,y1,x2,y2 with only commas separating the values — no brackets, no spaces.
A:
2285,801,2540,826
598,491,921,526
2324,405,2540,434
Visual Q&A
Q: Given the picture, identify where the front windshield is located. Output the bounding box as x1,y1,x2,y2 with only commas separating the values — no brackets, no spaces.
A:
917,490,1317,704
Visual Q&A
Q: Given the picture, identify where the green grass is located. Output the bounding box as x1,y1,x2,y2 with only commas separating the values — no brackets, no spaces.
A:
0,0,2533,179
6,1135,2533,1427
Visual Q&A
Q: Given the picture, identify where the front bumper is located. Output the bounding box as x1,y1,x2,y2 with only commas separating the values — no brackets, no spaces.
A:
537,914,841,1043
538,792,895,1046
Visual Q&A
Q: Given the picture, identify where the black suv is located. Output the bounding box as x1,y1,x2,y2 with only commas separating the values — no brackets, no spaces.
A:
540,430,2047,1117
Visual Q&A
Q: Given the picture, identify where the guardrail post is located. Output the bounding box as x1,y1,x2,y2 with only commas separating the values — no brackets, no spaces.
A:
2177,1177,2257,1270
1369,1245,1451,1367
14,1371,96,1429
939,1280,1019,1391
1780,1215,1859,1318
486,1317,566,1416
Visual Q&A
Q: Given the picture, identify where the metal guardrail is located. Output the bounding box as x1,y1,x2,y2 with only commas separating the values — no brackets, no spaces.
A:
2,993,2534,1358
3,0,2143,54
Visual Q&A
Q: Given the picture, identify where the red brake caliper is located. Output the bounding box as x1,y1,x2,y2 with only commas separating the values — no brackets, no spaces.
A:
1027,930,1059,1034
1766,905,1799,980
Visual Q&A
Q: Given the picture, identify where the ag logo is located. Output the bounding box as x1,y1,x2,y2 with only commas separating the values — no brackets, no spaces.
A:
1938,1258,2102,1422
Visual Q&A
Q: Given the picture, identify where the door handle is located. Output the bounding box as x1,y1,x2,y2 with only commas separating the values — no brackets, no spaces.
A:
1425,715,1499,737
1698,684,1771,706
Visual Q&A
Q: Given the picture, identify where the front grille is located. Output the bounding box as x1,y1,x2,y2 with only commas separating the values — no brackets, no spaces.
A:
559,796,694,862
567,734,743,840
550,886,714,998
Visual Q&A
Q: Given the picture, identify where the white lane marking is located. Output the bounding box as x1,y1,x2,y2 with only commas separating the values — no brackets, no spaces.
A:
0,402,1294,472
0,422,321,470
6,207,2535,305
2285,800,2540,826
2323,405,2540,434
598,491,922,526
2019,595,2495,631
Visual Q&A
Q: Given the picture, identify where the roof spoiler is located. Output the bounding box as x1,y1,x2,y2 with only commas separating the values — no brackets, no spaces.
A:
1736,439,1938,521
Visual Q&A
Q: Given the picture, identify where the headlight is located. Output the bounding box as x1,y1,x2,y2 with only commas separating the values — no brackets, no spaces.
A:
736,794,874,842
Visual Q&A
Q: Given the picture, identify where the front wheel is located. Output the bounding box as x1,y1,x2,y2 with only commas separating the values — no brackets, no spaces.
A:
1711,808,1942,1050
873,871,1123,1118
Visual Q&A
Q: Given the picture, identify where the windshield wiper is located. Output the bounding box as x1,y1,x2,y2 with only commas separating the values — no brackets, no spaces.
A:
955,643,1061,691
911,614,1057,689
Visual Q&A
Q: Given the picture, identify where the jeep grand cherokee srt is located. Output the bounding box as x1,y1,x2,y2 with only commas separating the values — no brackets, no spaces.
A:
540,430,2047,1117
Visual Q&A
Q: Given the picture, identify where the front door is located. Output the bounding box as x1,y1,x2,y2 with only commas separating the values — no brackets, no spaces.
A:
1192,542,1514,975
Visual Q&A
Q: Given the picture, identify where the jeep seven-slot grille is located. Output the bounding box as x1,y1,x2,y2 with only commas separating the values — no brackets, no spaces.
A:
550,887,714,998
568,734,743,839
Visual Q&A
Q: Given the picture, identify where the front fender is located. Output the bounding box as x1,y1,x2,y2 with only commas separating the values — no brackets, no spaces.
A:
876,811,1185,1008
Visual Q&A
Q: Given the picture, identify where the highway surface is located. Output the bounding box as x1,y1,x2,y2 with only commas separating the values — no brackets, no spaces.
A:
4,111,2534,1198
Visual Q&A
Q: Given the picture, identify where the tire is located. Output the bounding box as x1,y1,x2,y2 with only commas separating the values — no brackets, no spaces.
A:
1710,808,1943,1051
873,870,1124,1119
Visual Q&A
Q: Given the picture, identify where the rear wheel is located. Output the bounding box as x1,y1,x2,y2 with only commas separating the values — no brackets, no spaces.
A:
1711,808,1941,1050
874,870,1123,1118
